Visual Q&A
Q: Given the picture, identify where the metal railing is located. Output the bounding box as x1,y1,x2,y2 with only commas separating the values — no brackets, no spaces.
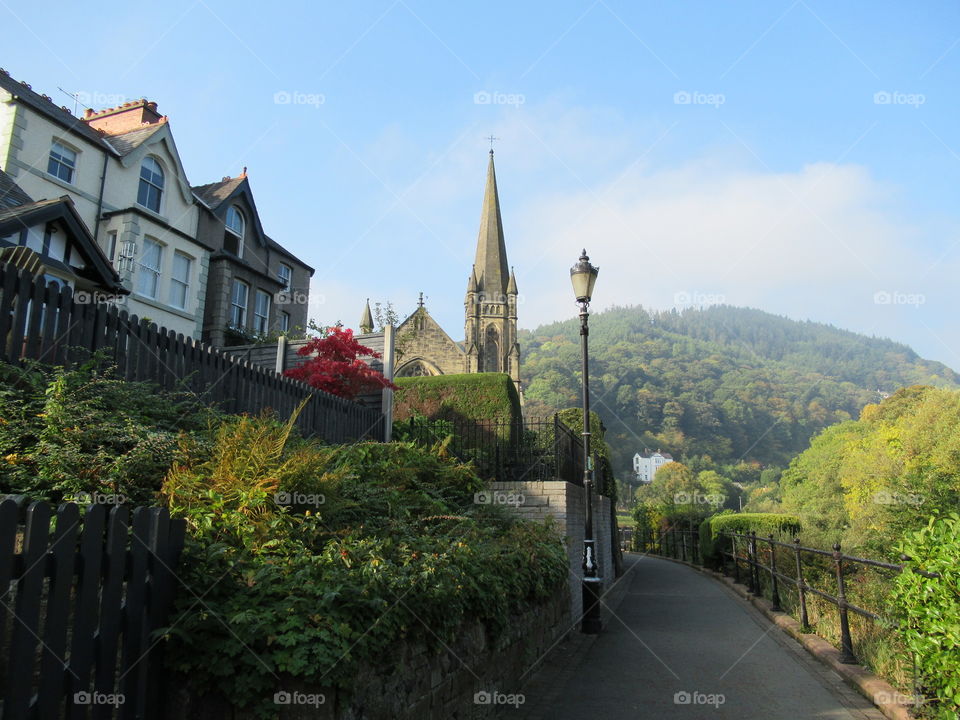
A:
637,525,941,710
397,414,615,488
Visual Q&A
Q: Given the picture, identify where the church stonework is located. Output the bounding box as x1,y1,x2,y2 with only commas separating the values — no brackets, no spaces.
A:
392,151,521,391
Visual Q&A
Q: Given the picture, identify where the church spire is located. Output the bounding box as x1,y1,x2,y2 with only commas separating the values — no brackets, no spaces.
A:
359,298,373,334
473,150,509,297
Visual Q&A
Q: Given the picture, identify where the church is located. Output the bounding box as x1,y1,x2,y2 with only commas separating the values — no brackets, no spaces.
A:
360,150,521,391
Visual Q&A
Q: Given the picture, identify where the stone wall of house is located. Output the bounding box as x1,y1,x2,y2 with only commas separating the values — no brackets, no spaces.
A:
490,480,616,624
163,588,570,720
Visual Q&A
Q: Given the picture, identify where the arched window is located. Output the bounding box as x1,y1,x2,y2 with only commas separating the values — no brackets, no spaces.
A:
224,206,245,257
137,156,164,213
483,325,500,372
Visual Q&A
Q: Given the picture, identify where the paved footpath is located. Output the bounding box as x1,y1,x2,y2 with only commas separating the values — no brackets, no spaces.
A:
508,554,886,720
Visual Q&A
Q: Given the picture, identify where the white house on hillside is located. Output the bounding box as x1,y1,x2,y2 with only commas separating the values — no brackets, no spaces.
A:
633,449,674,484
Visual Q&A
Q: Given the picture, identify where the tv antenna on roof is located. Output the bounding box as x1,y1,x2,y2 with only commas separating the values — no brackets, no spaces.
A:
57,87,80,115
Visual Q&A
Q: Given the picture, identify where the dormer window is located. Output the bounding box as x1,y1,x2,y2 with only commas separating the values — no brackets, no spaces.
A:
277,263,292,291
137,157,164,213
224,205,244,257
48,141,76,184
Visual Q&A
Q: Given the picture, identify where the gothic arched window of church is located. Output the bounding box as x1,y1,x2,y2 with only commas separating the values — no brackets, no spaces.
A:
397,360,431,377
484,325,500,372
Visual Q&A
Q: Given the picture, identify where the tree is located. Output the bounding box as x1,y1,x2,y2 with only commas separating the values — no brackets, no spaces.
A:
284,327,396,400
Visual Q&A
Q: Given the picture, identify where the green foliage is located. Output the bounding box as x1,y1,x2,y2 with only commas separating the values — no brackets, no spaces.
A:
632,462,738,532
555,408,616,498
0,358,213,504
706,512,802,536
699,512,801,569
890,514,960,718
778,385,960,554
393,373,522,427
520,305,957,476
160,411,567,716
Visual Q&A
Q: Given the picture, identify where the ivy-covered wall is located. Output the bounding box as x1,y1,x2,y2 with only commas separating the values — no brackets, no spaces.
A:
393,373,522,424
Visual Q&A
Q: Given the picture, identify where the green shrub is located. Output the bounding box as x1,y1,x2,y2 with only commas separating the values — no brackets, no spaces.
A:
160,409,567,717
393,373,522,427
700,512,802,568
889,514,960,718
0,358,215,504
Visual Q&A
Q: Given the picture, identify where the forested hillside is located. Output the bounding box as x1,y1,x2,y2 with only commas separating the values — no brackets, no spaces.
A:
519,305,958,475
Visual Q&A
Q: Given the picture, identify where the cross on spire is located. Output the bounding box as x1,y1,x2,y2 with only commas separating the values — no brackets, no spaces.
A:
486,135,499,153
417,291,425,308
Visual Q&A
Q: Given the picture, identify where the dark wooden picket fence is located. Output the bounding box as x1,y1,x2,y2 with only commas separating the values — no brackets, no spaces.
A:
0,264,384,443
0,495,185,719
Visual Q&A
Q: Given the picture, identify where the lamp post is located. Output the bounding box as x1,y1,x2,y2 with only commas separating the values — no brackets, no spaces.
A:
570,249,602,634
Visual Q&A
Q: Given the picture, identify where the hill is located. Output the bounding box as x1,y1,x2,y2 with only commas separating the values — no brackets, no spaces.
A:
519,305,958,476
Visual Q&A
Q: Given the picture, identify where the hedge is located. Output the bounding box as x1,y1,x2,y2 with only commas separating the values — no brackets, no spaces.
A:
393,373,522,428
699,512,802,567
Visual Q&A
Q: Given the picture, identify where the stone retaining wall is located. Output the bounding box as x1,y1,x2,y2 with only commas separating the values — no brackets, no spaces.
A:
490,480,616,622
164,588,570,719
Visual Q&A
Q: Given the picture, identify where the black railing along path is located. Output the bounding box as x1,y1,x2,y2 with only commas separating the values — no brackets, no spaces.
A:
636,525,940,711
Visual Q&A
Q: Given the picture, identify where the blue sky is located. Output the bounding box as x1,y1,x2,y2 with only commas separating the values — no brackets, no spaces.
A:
4,1,960,368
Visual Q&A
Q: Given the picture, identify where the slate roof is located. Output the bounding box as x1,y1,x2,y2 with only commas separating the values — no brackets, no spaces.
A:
105,125,165,156
0,197,62,223
192,177,245,209
0,169,33,210
0,68,117,154
0,195,125,291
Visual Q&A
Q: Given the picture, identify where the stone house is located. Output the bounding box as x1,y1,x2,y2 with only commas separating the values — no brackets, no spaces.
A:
192,173,314,346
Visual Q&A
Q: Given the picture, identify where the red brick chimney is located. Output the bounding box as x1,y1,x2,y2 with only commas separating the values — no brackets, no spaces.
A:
82,99,167,135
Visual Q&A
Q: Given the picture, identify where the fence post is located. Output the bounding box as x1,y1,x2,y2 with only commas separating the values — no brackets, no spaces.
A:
732,534,740,583
746,532,757,595
833,543,857,663
768,534,781,611
752,532,763,597
794,538,809,629
680,528,687,562
693,526,700,565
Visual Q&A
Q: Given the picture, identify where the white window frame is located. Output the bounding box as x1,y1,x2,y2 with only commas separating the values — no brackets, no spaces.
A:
225,206,245,258
136,237,164,298
48,141,77,184
137,156,165,214
169,251,192,309
230,279,249,328
254,289,270,334
277,263,292,291
279,311,290,332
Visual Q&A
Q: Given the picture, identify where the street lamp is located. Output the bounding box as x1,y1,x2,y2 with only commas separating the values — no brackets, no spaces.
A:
570,249,602,634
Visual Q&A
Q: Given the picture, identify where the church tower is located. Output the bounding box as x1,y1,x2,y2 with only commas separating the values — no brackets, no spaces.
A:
464,150,520,389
